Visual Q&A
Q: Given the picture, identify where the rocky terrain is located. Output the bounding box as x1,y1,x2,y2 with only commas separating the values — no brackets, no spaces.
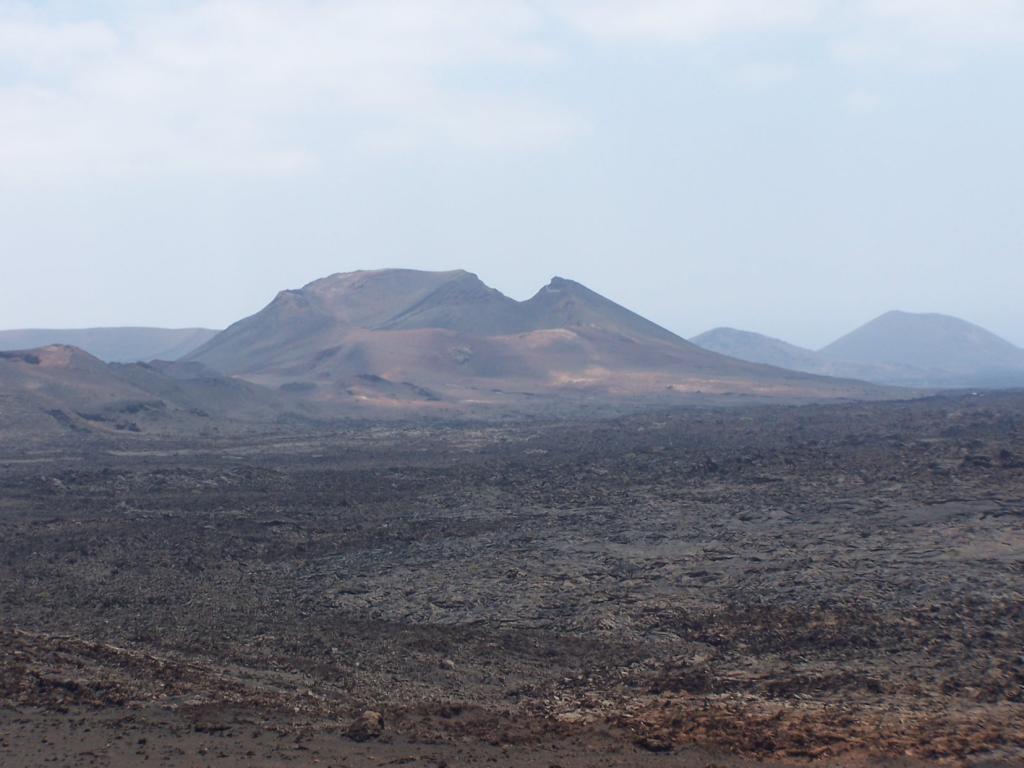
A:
1,391,1022,765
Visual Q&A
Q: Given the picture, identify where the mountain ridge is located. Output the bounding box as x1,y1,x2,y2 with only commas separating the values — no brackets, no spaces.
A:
0,327,219,363
184,268,890,410
0,344,292,437
820,310,1024,371
693,311,1024,388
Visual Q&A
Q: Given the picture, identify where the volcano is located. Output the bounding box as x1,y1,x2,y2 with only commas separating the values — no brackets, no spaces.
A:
184,269,889,412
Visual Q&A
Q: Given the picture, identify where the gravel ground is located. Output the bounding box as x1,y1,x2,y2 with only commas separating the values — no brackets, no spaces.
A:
1,392,1022,765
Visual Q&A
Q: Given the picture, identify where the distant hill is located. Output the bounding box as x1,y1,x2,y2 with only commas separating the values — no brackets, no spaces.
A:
692,311,1024,389
185,269,889,413
820,311,1024,386
0,345,291,437
0,327,220,363
690,328,823,372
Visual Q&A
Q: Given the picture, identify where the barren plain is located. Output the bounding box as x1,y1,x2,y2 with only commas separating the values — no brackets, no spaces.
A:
1,392,1022,766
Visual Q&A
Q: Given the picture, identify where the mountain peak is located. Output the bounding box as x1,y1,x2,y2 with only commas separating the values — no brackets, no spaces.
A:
0,328,220,363
177,267,895,406
543,276,577,289
691,327,822,373
523,277,683,344
296,269,476,329
539,276,597,296
304,268,471,291
820,309,1024,375
0,343,109,374
876,309,959,323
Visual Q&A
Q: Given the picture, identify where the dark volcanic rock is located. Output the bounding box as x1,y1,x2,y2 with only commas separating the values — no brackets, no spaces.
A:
1,391,1023,763
346,710,385,742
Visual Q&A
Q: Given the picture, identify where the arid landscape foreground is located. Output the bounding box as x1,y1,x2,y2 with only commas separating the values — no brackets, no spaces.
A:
2,392,1022,766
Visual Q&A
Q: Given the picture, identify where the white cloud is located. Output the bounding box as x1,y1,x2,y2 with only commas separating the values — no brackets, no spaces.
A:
861,0,1024,43
0,16,116,73
0,1,576,181
552,0,1024,46
553,0,821,43
843,88,880,114
835,0,1024,69
734,62,799,88
2,0,1022,183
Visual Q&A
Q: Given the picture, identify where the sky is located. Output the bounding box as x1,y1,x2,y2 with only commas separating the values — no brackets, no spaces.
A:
1,0,1022,349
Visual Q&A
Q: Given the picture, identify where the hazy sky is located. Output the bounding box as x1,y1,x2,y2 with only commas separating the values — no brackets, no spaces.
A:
1,1,1022,348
